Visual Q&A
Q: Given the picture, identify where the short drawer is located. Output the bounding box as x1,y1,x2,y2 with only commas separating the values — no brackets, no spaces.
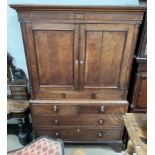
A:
10,85,27,92
79,103,127,114
31,104,79,115
32,115,123,127
35,127,122,141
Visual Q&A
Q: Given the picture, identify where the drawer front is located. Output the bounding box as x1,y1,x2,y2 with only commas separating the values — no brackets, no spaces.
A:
32,115,123,127
11,91,28,96
10,85,27,92
31,102,128,115
35,127,122,141
79,104,127,114
31,104,79,115
138,63,147,72
11,95,28,100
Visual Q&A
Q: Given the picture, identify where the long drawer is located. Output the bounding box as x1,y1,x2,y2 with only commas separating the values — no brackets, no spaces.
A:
35,127,122,141
30,101,128,115
32,115,123,127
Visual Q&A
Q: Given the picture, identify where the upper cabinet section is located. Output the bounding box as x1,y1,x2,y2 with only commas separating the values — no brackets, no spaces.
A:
10,5,146,100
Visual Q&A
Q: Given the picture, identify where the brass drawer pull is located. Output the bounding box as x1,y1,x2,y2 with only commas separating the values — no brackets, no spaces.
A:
52,105,58,112
99,119,104,125
97,131,103,137
100,106,105,113
77,129,80,133
53,119,59,125
55,132,59,137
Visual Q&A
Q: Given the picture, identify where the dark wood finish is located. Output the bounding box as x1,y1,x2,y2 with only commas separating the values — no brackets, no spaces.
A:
133,73,147,109
35,127,122,141
128,9,147,113
20,21,138,99
10,5,146,100
109,142,124,153
11,5,146,151
80,24,137,91
32,115,123,127
26,23,79,91
34,90,127,100
128,58,147,113
135,12,147,58
30,100,128,115
79,103,128,114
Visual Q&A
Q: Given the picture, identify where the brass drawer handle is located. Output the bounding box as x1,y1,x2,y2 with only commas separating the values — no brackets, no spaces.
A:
52,105,58,112
98,119,104,125
53,119,59,125
55,132,60,137
77,129,80,133
97,131,103,137
99,106,105,113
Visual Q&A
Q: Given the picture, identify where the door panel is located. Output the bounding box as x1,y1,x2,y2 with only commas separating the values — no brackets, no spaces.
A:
80,24,137,91
34,31,73,85
135,75,147,109
25,23,79,92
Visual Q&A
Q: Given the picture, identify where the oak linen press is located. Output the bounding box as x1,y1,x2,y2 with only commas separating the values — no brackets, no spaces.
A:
11,4,146,152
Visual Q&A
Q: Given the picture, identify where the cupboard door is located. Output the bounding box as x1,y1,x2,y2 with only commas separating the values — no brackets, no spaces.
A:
133,74,147,110
79,24,138,91
25,23,79,95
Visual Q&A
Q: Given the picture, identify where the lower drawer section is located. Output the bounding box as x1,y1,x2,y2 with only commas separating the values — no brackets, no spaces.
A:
33,115,123,127
34,127,122,141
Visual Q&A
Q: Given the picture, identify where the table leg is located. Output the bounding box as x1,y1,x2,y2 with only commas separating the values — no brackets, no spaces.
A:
125,140,134,155
24,116,30,124
17,118,32,145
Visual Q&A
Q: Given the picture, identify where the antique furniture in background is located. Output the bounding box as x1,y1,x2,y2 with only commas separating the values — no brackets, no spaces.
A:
128,11,147,113
7,53,32,145
7,100,32,145
7,53,29,100
123,113,147,155
10,82,29,100
11,4,146,152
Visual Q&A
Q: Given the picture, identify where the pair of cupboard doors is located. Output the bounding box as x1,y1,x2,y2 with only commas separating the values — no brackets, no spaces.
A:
24,22,138,94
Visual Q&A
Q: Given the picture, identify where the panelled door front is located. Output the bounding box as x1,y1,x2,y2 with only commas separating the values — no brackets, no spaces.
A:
79,24,137,91
25,23,79,94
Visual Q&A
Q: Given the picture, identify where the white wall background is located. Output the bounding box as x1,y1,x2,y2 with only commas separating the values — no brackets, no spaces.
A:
7,0,139,79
